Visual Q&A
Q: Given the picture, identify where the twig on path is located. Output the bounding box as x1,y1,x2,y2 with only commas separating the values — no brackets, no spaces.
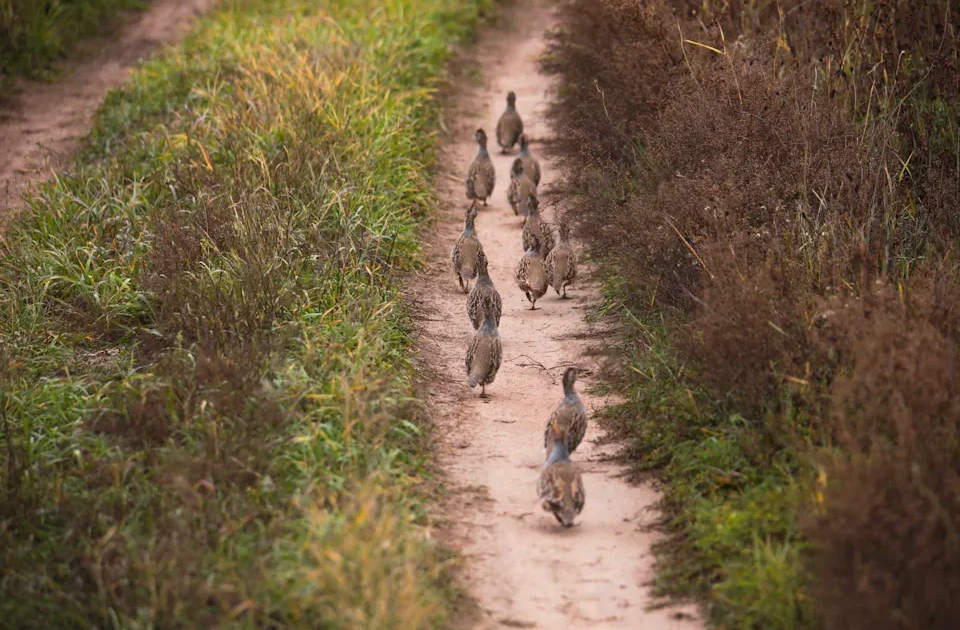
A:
507,354,559,384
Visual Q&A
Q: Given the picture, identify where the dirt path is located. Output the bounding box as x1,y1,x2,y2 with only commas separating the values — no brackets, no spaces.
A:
0,0,218,220
418,2,703,629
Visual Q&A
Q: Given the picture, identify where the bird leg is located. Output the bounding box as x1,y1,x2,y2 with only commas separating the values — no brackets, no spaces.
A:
457,274,464,292
480,383,488,398
561,286,570,299
530,299,537,311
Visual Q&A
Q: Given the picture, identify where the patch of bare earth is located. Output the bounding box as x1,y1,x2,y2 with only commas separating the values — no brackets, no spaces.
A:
0,0,218,224
415,2,704,628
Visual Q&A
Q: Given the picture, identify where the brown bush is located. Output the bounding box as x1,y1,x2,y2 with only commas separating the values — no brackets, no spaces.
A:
808,277,960,630
544,0,960,626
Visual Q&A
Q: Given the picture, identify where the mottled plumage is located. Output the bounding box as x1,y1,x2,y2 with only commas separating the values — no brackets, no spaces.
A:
543,367,588,455
450,204,483,294
521,194,554,257
545,222,577,298
507,158,536,217
538,424,585,528
515,242,548,310
465,312,502,398
518,133,541,187
467,250,502,330
495,91,523,154
466,129,496,205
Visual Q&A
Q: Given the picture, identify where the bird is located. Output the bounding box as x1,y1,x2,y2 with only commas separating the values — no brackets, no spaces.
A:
496,91,523,154
546,221,577,298
521,194,554,257
465,311,502,398
543,367,588,455
450,203,483,294
507,158,536,217
467,250,502,330
538,422,585,528
515,241,548,310
466,128,496,205
518,133,541,186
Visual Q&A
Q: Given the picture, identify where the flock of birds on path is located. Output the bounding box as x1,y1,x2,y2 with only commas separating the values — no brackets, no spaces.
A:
450,91,586,528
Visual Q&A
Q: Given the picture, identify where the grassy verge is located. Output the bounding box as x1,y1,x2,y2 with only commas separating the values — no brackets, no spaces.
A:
543,1,960,628
0,0,148,88
0,0,492,627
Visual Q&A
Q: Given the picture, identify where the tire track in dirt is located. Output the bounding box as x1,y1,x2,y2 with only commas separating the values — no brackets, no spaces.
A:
0,0,218,223
417,2,704,628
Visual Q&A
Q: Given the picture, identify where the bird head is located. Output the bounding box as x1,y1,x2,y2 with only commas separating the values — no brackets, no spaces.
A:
511,158,525,177
476,249,489,275
506,91,517,107
562,366,579,395
475,128,487,147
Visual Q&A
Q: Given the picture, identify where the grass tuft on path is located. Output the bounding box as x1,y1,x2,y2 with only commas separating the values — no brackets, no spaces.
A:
0,0,148,89
0,0,492,627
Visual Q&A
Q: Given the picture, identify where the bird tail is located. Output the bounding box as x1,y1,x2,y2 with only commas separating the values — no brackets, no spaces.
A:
551,257,568,291
467,352,487,387
530,273,546,293
468,368,483,388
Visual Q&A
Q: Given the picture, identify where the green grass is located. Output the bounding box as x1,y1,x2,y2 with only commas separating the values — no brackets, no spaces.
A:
0,0,493,627
0,0,148,87
596,303,817,629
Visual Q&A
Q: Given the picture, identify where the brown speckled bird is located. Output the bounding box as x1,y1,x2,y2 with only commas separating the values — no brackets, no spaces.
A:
496,91,523,154
518,133,541,187
543,367,588,455
450,203,482,294
466,129,496,205
467,250,502,330
545,222,577,298
507,158,536,217
515,241,548,310
465,311,502,398
538,423,585,528
521,194,554,257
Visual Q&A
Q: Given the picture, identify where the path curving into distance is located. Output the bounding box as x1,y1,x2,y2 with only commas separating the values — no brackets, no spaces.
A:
416,1,704,628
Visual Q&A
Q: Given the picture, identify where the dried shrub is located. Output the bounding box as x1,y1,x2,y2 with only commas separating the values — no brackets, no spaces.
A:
807,278,960,630
544,0,960,626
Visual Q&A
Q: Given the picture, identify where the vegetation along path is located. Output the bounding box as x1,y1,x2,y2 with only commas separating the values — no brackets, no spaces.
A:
418,2,701,628
0,0,217,218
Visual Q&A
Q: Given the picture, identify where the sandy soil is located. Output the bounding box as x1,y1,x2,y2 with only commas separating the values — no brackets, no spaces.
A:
0,0,218,221
416,2,704,629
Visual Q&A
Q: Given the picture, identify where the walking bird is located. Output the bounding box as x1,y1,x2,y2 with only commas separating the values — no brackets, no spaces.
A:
467,250,502,330
465,311,502,398
451,203,483,293
496,91,523,154
466,128,496,205
543,367,588,455
545,221,577,298
538,422,585,527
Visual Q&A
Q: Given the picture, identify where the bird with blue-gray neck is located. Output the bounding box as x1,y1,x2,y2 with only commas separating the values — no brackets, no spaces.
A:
496,91,523,154
465,311,502,398
538,422,585,527
466,128,496,205
543,367,588,455
451,202,483,293
467,250,502,330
